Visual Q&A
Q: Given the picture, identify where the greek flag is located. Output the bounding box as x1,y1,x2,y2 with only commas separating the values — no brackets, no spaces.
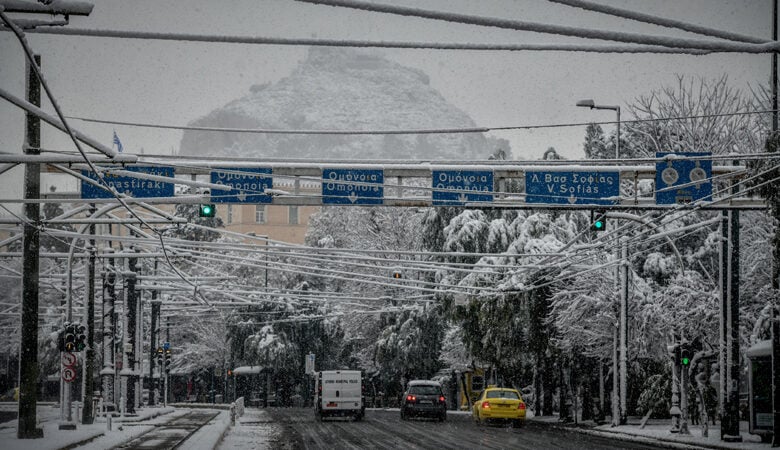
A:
113,131,123,153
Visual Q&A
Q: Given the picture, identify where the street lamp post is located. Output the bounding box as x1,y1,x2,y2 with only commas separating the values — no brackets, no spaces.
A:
577,99,626,426
576,99,620,160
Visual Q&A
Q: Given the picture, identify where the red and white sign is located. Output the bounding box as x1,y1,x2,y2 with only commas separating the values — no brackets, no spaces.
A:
62,366,76,383
61,352,76,367
61,352,77,383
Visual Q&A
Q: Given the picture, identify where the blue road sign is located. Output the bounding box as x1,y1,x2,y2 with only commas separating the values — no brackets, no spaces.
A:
655,152,712,205
210,167,273,203
432,170,493,206
163,342,170,350
525,171,619,205
81,166,175,199
322,169,383,204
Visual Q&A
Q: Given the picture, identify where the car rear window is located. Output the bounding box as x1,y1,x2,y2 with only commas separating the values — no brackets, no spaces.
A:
409,385,441,395
486,390,520,400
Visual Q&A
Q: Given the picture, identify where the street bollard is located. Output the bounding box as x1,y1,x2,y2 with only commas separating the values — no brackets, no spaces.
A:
75,402,81,424
106,414,112,431
230,403,236,426
120,396,125,418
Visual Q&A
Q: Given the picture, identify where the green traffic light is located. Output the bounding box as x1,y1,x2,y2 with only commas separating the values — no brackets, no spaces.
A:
594,220,604,229
199,204,216,217
682,357,690,366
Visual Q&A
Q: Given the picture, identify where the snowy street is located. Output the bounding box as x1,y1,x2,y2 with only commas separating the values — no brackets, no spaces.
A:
264,407,667,449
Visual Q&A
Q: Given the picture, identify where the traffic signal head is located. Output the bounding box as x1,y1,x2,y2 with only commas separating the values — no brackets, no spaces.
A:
392,271,402,279
591,209,607,232
57,329,65,352
63,323,76,352
164,348,172,371
199,204,216,217
75,324,86,351
680,348,691,366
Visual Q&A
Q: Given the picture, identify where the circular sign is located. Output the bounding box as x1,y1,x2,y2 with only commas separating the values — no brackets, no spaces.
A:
61,352,76,367
62,366,76,383
689,167,707,183
661,167,679,186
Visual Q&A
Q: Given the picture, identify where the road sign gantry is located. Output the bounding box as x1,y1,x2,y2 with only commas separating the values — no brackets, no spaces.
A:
36,155,763,210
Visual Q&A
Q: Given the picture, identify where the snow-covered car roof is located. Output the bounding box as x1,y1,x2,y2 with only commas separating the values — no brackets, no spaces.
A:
407,380,441,386
233,365,266,375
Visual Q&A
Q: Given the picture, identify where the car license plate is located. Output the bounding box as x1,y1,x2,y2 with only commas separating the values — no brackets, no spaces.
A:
419,400,432,404
499,404,510,408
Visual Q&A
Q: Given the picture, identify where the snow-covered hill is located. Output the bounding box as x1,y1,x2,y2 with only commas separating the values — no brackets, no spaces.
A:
179,47,507,160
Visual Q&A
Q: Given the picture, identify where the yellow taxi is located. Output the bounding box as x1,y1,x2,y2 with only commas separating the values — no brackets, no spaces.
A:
472,386,526,427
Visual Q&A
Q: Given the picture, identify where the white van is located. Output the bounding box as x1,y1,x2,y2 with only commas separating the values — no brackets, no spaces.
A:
314,370,365,421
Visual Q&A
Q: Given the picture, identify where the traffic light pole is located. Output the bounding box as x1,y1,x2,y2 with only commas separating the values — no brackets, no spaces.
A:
18,54,43,439
680,340,690,435
149,287,159,406
82,206,96,424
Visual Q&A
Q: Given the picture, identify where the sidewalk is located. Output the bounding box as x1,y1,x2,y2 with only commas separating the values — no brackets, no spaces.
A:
532,415,767,450
0,405,175,450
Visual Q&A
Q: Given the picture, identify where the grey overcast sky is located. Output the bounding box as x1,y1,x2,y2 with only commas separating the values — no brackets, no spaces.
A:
0,0,772,197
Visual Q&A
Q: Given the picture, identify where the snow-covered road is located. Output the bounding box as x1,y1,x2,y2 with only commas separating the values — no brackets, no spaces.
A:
266,408,670,449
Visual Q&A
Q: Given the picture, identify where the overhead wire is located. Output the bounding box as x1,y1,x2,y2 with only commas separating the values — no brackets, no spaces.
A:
20,26,714,54
295,0,778,53
63,109,778,136
0,11,212,306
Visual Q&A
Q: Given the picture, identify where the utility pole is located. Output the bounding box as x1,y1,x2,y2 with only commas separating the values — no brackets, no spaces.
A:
135,272,142,411
721,176,743,442
121,248,138,415
770,1,780,447
101,246,115,410
619,239,628,426
612,326,619,426
149,261,159,406
82,206,96,424
165,317,170,406
17,53,43,439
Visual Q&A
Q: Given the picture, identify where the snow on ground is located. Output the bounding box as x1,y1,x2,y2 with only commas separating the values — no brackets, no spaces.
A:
217,409,283,450
0,405,178,450
590,420,764,450
181,410,231,450
76,407,181,450
532,415,767,450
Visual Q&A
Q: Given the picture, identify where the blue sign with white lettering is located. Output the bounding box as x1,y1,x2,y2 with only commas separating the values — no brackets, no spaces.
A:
432,170,493,206
163,342,170,350
525,171,619,205
81,166,175,199
655,152,712,205
322,169,383,204
210,167,273,203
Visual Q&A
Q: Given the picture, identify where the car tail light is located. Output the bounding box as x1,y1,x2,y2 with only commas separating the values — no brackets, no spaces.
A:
406,395,416,402
518,402,526,410
481,401,490,409
439,396,445,403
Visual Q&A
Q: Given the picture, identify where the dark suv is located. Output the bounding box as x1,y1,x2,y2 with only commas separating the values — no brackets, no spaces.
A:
400,380,446,421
